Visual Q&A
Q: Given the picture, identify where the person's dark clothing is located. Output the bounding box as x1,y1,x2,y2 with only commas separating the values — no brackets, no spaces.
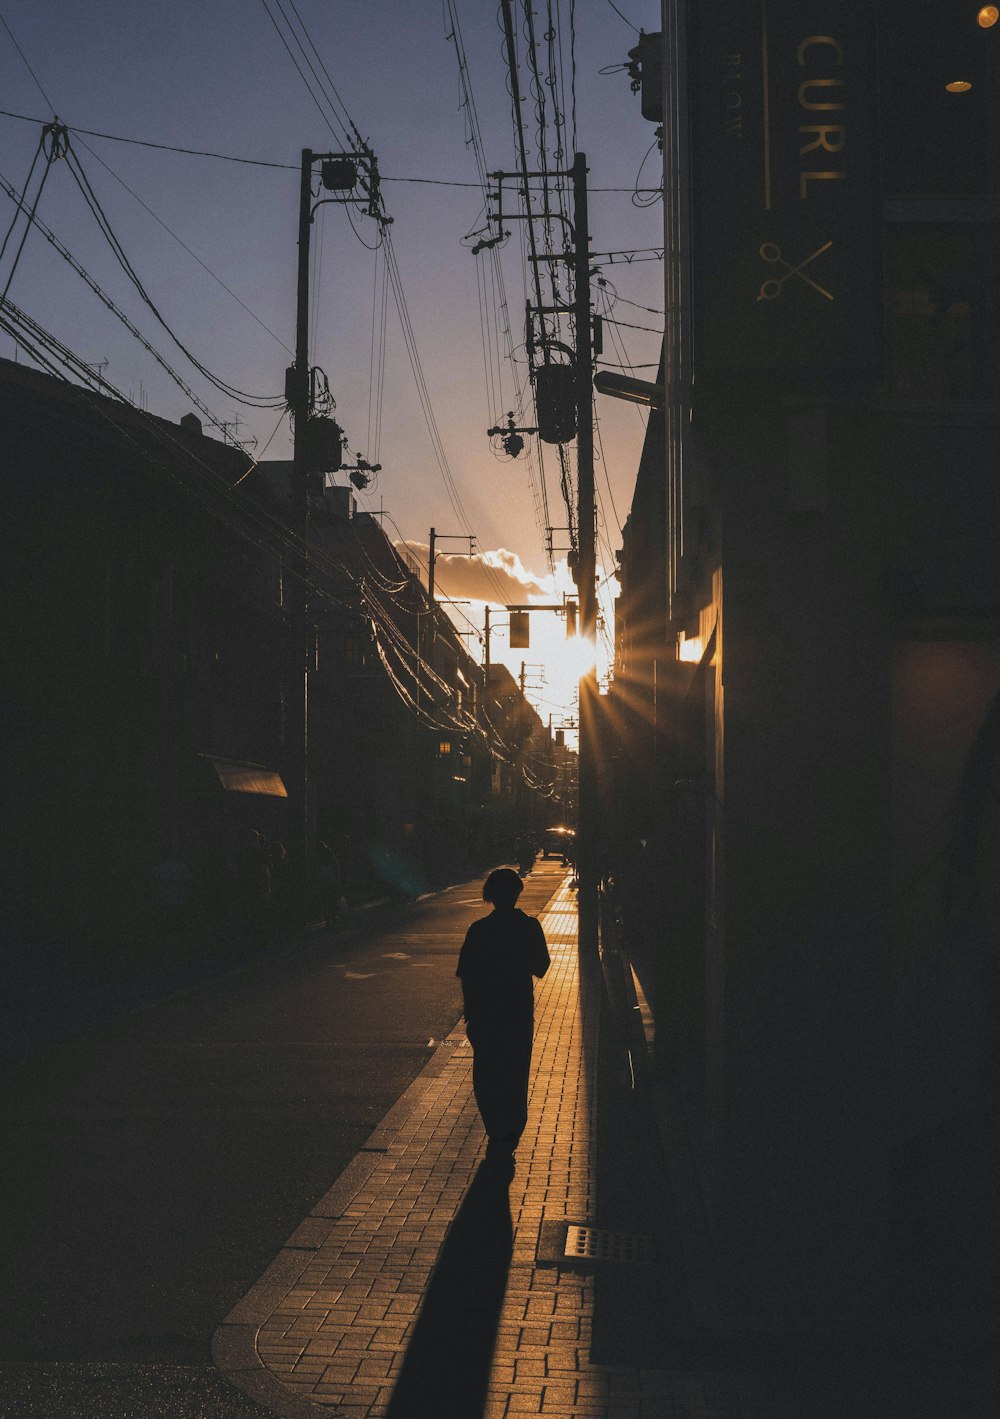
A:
456,907,550,1148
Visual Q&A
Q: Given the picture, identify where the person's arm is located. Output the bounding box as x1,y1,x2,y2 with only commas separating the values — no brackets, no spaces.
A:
456,926,472,980
530,918,551,977
456,928,476,1021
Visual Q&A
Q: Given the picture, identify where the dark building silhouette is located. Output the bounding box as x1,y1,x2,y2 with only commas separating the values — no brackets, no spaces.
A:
2,358,561,992
606,2,1000,1326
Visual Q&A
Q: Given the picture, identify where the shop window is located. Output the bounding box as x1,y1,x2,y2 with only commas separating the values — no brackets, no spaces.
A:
884,226,1000,404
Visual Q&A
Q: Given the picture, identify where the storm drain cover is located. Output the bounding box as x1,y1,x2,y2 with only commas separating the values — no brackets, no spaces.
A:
564,1225,652,1265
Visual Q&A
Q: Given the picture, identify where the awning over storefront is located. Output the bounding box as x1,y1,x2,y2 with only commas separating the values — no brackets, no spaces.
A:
200,755,288,798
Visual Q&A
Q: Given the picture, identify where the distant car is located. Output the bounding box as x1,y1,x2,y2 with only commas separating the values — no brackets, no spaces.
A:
542,828,575,861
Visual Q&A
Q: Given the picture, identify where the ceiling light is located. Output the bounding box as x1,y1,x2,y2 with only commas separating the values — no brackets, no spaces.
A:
977,6,998,28
946,79,973,91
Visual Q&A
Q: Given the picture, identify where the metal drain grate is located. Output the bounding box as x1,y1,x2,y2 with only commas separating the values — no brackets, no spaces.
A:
564,1225,652,1265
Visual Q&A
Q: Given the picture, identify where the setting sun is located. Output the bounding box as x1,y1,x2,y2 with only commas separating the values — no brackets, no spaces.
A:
486,614,609,752
436,556,616,753
559,634,598,679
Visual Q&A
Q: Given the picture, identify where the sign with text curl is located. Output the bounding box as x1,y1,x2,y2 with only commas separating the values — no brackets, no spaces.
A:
691,0,881,372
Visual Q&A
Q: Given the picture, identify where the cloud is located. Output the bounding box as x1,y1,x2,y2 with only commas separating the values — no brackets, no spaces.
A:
396,542,550,604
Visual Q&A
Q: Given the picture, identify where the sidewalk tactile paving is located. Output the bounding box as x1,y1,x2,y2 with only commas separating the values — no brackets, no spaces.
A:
217,878,704,1416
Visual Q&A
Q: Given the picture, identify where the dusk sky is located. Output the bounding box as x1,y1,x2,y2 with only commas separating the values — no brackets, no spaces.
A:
1,0,664,729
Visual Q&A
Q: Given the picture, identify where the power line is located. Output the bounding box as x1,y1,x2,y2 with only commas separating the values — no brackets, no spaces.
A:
0,164,262,450
604,0,640,33
230,410,290,489
258,0,353,149
594,414,622,539
74,133,293,355
0,11,56,109
445,0,551,565
61,139,285,407
598,282,664,316
256,0,499,591
0,106,297,168
282,0,369,152
0,131,44,275
499,1,547,325
0,107,659,192
0,294,129,398
0,123,62,304
3,328,472,714
253,2,517,611
603,314,662,334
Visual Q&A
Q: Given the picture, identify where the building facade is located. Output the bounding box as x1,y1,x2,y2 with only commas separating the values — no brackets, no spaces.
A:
609,1,1000,1324
3,360,557,991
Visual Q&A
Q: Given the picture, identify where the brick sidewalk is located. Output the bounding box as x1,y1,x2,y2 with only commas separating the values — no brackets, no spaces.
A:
214,875,683,1418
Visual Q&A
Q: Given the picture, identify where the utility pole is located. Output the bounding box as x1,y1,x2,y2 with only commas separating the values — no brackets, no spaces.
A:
427,527,475,673
572,152,599,962
484,605,492,692
483,153,600,957
428,528,476,609
287,146,374,875
284,147,316,881
290,148,314,509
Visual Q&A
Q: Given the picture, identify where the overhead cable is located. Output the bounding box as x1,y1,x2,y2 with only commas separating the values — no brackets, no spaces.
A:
0,123,61,304
0,166,261,452
62,140,285,408
74,132,293,355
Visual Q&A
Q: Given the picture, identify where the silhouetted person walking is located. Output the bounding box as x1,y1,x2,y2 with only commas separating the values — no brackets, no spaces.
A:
457,867,550,1164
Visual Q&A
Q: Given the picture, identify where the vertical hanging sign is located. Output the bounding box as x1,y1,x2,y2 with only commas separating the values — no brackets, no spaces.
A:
692,0,881,372
509,610,530,648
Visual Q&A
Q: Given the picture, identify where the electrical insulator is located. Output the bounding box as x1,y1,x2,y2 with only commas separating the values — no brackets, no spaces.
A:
534,363,577,444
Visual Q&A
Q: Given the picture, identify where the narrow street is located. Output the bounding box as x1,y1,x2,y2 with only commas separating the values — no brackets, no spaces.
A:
0,864,566,1417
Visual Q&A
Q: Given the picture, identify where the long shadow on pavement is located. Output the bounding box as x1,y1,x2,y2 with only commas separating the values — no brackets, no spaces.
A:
385,1157,513,1419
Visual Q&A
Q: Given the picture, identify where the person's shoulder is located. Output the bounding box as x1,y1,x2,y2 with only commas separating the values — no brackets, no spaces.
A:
462,913,492,944
458,914,487,972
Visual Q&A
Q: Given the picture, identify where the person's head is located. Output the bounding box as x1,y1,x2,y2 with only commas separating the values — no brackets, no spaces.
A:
482,867,523,910
482,862,521,908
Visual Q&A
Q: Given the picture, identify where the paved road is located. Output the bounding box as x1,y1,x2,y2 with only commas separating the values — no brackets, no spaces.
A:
0,864,566,1417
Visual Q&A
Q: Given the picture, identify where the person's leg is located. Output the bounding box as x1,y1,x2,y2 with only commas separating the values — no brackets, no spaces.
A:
469,1022,534,1153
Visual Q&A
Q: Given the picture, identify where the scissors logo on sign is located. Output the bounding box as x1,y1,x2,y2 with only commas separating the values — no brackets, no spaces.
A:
757,241,834,302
